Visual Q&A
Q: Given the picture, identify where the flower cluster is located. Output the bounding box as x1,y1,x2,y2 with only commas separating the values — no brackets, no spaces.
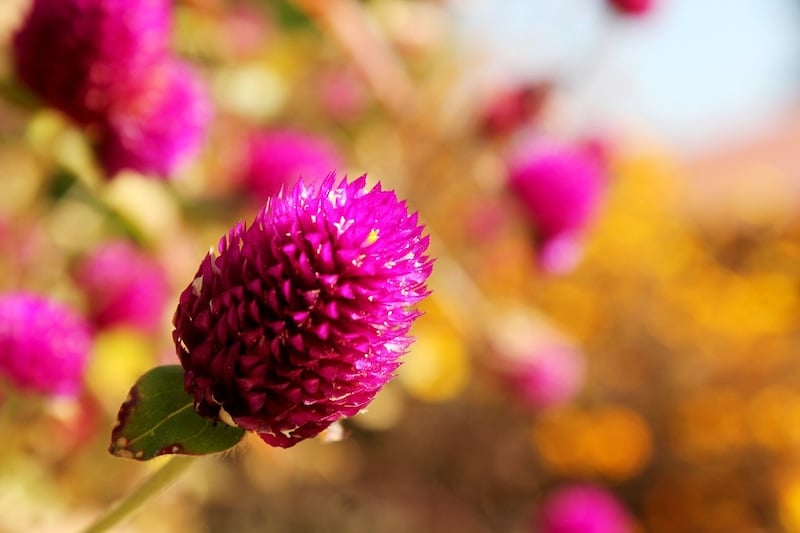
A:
173,175,432,447
0,292,92,398
12,0,211,177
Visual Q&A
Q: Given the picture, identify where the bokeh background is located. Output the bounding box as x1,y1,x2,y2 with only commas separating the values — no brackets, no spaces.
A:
1,0,800,531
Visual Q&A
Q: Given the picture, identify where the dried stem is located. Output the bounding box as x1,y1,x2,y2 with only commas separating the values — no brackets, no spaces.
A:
289,0,416,120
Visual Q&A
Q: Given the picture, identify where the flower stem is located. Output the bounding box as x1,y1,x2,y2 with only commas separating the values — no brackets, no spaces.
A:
289,0,415,120
81,456,195,533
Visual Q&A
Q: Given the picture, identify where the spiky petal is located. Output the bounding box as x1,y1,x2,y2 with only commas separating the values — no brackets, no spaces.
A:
173,175,432,447
0,292,92,398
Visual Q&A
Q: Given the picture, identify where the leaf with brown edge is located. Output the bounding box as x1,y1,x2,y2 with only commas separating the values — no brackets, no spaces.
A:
109,365,245,461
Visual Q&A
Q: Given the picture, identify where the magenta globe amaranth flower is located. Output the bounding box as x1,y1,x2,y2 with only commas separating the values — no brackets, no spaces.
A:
12,0,171,125
12,0,212,179
173,175,432,447
479,82,551,138
97,59,213,177
74,240,170,333
0,293,92,398
536,484,634,533
238,129,343,201
499,344,585,410
607,0,654,17
318,67,370,123
487,309,585,410
507,138,605,274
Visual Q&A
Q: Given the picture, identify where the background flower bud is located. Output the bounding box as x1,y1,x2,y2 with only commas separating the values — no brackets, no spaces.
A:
12,0,171,125
535,483,634,533
96,59,213,177
506,137,606,274
236,128,343,202
0,292,92,398
73,240,170,333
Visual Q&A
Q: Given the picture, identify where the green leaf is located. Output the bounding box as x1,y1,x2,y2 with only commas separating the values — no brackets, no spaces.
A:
0,77,39,110
109,365,245,461
270,0,313,29
47,167,79,201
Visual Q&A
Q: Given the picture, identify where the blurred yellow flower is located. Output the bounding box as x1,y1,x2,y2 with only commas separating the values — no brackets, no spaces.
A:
531,404,653,480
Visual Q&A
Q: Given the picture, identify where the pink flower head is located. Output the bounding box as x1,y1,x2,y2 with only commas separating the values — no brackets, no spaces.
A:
479,83,551,138
536,484,634,533
12,0,171,125
607,0,654,17
173,175,432,447
96,59,213,177
0,293,92,398
220,4,274,58
238,129,343,202
74,241,170,333
500,344,585,410
507,138,605,274
318,67,369,123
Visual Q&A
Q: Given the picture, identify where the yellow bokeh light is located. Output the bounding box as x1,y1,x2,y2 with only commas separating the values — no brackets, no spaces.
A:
398,321,471,403
86,328,158,415
532,404,653,480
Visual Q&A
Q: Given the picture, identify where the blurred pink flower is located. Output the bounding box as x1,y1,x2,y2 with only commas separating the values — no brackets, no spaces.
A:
221,4,274,58
464,197,509,243
506,137,606,274
12,0,171,125
498,344,585,410
318,68,370,123
173,176,432,447
74,241,170,333
237,128,343,202
479,83,551,138
0,292,92,398
52,391,104,453
12,0,212,179
607,0,654,17
96,59,213,177
536,484,634,533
